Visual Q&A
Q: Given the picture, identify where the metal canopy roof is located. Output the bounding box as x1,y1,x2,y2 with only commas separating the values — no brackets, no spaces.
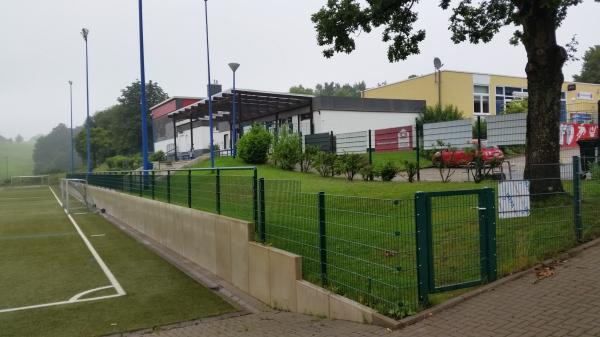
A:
168,89,313,122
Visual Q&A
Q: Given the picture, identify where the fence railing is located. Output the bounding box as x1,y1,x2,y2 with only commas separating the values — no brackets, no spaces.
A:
69,155,600,316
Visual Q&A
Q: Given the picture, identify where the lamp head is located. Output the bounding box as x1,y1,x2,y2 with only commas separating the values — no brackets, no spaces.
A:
228,63,240,72
81,28,89,41
68,80,73,86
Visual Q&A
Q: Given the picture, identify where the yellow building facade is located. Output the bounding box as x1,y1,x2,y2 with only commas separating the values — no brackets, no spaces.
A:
363,70,600,122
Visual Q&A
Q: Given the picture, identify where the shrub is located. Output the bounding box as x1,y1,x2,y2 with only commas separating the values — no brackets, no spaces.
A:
359,164,374,181
314,151,338,177
416,104,463,126
337,153,367,181
404,161,418,183
300,145,319,173
105,155,142,170
149,150,165,162
376,160,399,181
237,124,272,164
271,129,301,170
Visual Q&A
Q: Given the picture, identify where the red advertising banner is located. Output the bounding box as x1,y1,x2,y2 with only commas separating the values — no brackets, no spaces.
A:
374,126,413,152
560,123,599,148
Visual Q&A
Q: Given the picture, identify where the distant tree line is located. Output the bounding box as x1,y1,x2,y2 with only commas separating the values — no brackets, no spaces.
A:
0,134,25,143
33,124,83,174
289,81,366,97
33,80,169,173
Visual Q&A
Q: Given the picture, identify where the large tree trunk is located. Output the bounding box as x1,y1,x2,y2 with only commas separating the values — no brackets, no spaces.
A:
521,2,566,195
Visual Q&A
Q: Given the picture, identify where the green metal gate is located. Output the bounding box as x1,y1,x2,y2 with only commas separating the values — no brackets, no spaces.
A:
415,188,497,306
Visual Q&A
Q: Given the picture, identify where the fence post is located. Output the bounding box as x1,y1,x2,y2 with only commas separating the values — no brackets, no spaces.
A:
216,168,221,214
329,131,335,154
477,116,483,180
368,129,373,165
259,178,266,243
167,170,171,203
129,171,133,193
484,188,497,282
573,156,583,242
415,192,429,306
415,123,421,182
151,171,155,200
138,172,143,197
253,169,259,231
318,191,328,286
187,170,192,208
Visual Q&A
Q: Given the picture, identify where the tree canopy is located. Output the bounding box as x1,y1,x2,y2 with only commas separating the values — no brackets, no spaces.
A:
573,45,600,83
72,80,169,169
290,81,366,97
312,1,596,62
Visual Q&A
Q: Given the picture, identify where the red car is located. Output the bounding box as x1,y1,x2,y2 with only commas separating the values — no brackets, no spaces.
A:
432,146,504,167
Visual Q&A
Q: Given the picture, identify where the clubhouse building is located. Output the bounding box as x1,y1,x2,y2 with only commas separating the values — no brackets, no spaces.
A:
363,70,600,123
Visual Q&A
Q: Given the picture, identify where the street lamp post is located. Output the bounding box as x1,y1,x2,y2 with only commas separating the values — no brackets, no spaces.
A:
81,28,91,174
138,0,151,172
204,0,215,168
228,63,240,157
68,81,74,173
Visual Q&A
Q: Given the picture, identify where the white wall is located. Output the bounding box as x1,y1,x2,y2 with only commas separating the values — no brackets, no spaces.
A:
314,110,418,134
154,139,171,153
154,123,211,154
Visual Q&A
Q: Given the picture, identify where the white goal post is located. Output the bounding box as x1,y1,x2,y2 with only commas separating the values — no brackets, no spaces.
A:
60,178,95,214
10,175,49,187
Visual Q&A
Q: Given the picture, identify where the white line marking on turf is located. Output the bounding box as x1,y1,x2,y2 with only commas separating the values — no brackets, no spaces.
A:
0,188,126,314
0,293,124,314
90,234,106,237
68,285,114,301
48,186,126,296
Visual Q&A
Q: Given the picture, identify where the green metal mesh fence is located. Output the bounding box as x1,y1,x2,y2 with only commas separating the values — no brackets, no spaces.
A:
259,179,417,314
68,155,600,317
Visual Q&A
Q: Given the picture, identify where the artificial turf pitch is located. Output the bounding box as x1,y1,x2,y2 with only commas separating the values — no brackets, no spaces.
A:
0,186,234,337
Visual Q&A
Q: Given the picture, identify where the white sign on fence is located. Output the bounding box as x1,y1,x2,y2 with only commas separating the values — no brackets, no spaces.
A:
498,180,530,219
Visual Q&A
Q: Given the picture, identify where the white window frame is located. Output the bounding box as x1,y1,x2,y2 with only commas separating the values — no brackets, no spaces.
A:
474,85,490,115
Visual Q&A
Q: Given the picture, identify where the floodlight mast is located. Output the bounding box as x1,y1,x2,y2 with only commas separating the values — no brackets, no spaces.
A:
81,28,91,174
68,80,74,173
204,0,215,168
138,0,151,173
228,62,240,157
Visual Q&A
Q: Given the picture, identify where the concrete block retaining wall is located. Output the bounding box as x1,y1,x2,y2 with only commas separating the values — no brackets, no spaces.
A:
87,186,380,325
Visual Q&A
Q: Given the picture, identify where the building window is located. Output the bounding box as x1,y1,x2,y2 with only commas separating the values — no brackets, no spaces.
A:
474,85,490,114
495,85,527,114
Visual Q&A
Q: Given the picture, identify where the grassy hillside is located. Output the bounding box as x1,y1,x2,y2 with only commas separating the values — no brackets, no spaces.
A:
0,141,35,180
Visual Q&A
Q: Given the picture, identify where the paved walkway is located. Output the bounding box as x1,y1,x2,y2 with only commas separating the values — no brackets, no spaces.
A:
145,242,600,337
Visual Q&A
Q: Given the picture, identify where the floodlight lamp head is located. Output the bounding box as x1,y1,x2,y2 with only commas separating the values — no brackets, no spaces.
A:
81,28,89,41
228,63,240,72
68,80,73,86
434,57,443,70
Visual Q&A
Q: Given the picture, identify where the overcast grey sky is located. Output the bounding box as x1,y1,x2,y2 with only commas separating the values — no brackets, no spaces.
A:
0,0,598,139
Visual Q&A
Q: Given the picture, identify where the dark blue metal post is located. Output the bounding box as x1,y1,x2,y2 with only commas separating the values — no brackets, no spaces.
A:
228,63,240,157
68,81,74,173
232,71,236,157
204,0,215,168
81,28,91,174
138,0,151,172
